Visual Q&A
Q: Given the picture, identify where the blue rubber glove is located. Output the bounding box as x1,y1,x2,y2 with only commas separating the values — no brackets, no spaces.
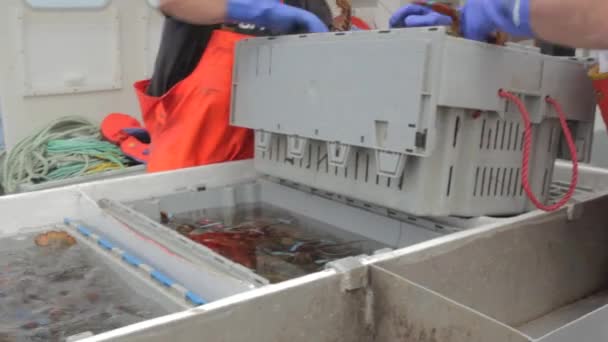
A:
389,4,453,28
122,128,151,144
461,0,534,41
389,0,534,42
226,0,329,34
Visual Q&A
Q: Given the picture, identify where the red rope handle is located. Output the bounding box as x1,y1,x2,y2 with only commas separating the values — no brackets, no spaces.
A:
498,90,579,212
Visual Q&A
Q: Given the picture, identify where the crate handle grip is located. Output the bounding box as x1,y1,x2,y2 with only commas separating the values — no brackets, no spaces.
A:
498,89,579,212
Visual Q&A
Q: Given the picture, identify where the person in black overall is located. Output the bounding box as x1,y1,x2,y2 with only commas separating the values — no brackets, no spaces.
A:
149,0,334,96
131,0,333,172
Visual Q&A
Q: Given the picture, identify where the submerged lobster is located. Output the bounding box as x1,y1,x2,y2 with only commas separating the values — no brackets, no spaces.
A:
35,231,76,248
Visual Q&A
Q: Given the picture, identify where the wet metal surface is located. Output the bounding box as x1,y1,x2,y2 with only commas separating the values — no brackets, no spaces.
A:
0,232,167,341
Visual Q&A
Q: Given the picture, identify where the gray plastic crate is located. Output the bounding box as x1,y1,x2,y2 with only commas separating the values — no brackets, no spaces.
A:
231,27,596,216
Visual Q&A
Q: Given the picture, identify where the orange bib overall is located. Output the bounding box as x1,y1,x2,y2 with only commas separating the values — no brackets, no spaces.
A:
134,30,253,173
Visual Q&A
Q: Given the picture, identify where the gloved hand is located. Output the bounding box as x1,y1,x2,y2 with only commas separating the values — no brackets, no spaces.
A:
460,0,534,41
390,0,534,42
389,3,453,28
122,128,150,144
226,0,329,34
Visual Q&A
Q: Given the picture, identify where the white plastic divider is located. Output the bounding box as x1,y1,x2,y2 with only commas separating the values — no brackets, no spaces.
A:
69,192,256,302
63,219,205,306
98,196,268,288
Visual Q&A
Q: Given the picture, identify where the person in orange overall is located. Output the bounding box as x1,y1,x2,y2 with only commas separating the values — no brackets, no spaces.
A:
133,0,331,172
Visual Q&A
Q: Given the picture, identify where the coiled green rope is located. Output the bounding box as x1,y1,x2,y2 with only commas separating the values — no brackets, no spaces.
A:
1,117,132,193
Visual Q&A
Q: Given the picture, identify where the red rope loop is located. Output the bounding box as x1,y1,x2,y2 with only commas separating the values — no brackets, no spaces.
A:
498,90,579,212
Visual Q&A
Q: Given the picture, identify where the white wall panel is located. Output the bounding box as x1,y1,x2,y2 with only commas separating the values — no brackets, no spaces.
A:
0,0,165,149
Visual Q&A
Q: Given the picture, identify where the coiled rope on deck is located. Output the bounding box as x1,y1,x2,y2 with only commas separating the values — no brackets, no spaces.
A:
1,117,131,193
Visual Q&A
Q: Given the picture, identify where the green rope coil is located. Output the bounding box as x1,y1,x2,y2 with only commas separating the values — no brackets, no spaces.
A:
1,117,132,193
